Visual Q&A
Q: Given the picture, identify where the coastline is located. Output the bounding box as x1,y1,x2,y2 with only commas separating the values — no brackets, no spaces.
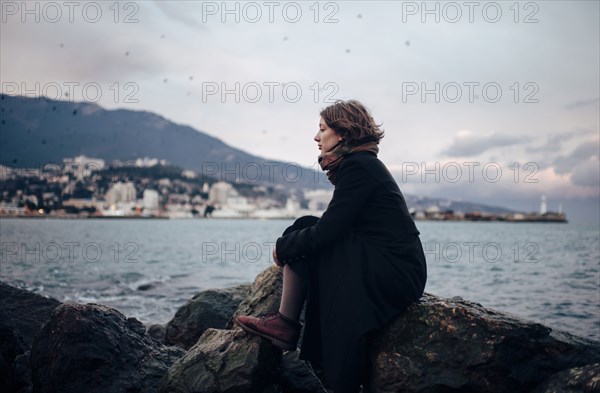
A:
0,214,568,222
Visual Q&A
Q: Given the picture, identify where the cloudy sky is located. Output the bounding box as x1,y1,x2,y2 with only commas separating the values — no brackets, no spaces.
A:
1,0,599,222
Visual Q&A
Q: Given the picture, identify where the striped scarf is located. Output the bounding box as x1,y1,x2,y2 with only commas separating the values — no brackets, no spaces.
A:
318,141,379,185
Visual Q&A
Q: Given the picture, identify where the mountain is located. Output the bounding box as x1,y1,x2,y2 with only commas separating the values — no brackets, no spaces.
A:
0,94,325,190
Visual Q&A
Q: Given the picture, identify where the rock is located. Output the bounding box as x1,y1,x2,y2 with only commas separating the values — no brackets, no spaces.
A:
165,284,250,350
8,267,599,393
531,363,600,393
148,324,166,344
0,282,59,393
0,311,30,393
30,303,184,393
366,294,600,393
278,350,327,393
228,266,283,328
159,328,281,393
0,282,60,347
261,385,283,393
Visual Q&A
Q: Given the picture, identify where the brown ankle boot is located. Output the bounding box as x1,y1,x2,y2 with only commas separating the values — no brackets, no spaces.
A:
235,312,302,351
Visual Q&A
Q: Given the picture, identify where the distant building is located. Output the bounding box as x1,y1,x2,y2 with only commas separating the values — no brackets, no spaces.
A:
0,165,41,180
63,155,105,180
23,195,38,206
0,165,12,181
304,189,333,211
143,189,160,212
540,195,547,215
0,202,26,216
209,181,237,206
105,181,136,205
425,205,440,214
158,178,171,187
62,198,102,209
286,198,300,213
226,195,255,216
135,157,168,167
182,170,197,179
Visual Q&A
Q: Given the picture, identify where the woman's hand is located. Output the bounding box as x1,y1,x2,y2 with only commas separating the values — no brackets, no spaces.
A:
273,247,284,267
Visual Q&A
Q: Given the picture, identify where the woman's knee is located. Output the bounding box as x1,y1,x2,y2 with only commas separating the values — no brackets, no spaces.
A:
282,215,320,236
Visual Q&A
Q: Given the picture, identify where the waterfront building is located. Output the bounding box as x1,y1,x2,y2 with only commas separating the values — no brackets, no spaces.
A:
304,189,333,211
209,182,237,206
143,189,160,214
105,182,137,206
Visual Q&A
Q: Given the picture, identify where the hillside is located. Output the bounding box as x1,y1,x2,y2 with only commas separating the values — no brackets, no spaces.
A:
0,94,323,190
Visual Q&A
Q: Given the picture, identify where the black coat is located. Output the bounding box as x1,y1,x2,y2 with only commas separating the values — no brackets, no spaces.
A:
276,151,427,392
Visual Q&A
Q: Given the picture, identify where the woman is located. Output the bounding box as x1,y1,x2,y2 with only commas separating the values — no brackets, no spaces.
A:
236,100,427,392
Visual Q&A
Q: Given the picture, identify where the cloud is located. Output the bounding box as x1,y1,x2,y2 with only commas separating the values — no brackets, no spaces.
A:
553,139,600,175
565,97,600,110
526,129,596,154
571,157,600,187
151,2,207,29
441,130,523,157
0,11,169,83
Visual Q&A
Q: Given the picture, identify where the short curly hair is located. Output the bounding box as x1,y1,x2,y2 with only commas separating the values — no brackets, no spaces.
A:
320,99,384,146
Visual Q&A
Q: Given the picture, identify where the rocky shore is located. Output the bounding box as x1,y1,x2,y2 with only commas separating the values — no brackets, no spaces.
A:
2,266,599,393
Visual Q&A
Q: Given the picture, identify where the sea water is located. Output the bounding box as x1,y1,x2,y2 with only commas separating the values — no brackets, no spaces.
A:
1,218,598,341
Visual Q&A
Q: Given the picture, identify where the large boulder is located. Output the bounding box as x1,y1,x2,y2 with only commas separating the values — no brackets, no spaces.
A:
531,363,600,393
160,266,289,393
0,311,31,393
278,350,328,393
0,282,61,393
367,294,600,393
8,267,599,393
147,324,167,344
165,284,250,349
0,282,60,347
228,266,283,328
159,328,281,393
30,303,184,393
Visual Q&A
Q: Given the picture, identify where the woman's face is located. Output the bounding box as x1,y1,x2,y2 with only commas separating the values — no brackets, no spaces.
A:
314,116,342,153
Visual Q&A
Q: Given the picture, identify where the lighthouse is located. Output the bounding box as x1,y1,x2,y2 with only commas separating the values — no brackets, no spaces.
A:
540,195,547,215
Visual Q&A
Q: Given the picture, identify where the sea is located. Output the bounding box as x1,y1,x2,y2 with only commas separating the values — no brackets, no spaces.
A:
1,218,598,341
